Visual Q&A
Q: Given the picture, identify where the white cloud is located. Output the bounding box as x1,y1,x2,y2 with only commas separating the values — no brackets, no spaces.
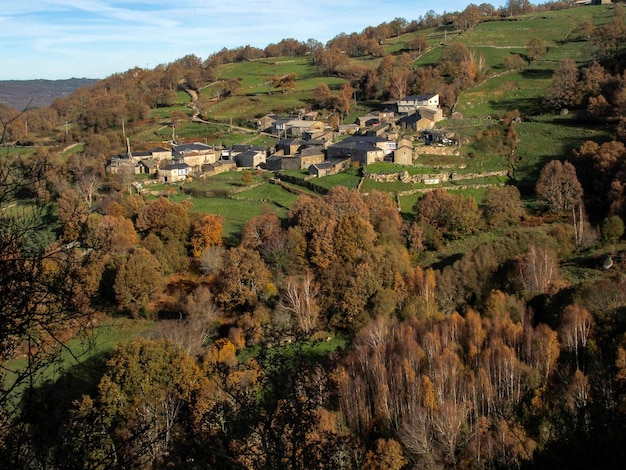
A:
2,0,507,79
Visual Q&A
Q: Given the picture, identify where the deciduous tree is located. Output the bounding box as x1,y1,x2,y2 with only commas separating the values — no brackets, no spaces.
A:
114,247,162,316
536,160,583,213
484,185,525,227
190,214,223,257
526,37,547,62
546,58,580,110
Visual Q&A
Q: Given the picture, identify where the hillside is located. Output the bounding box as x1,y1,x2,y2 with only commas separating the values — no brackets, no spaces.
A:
3,3,626,469
0,78,99,110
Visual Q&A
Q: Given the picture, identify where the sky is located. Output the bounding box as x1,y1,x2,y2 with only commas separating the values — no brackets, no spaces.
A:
1,0,507,81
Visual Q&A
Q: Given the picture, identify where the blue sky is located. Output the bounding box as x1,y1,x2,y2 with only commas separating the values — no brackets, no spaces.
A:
1,1,507,80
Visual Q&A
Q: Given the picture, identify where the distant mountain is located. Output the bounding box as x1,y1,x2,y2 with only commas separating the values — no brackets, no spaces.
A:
0,78,99,110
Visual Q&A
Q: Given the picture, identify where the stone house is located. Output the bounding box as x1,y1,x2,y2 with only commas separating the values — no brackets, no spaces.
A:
326,138,385,165
397,93,439,115
172,142,218,168
158,162,191,183
308,161,336,177
200,160,237,178
275,138,303,156
394,143,414,165
234,148,267,168
284,119,324,137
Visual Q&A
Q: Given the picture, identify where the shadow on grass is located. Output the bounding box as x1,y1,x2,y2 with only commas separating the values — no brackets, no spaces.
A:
488,96,545,115
16,352,111,461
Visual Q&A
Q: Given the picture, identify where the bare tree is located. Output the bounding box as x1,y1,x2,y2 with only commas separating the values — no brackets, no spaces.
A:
76,172,101,209
281,271,321,335
516,245,560,294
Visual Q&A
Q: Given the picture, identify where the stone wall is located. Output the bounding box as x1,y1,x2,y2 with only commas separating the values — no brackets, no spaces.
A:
365,169,507,185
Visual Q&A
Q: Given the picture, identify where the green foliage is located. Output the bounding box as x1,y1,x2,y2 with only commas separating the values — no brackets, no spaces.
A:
601,215,624,244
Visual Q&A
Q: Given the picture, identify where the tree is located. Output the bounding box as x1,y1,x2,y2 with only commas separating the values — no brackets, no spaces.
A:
457,4,482,32
135,197,192,243
536,160,583,213
592,11,626,58
559,304,593,370
406,34,428,56
506,0,532,17
413,189,482,240
437,43,470,78
94,214,138,253
56,188,90,241
241,169,254,186
333,213,377,263
240,213,282,252
281,271,321,335
515,244,560,294
213,246,272,310
170,109,187,127
526,37,546,62
272,73,296,94
68,338,204,468
484,185,525,227
601,215,624,244
75,172,101,209
546,58,580,110
190,214,223,257
503,54,526,71
0,154,94,463
312,83,332,109
114,247,162,316
362,438,407,470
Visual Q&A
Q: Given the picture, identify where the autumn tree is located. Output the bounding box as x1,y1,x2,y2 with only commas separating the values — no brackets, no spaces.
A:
213,246,273,310
93,214,138,253
591,9,626,58
484,185,525,227
503,54,527,71
437,42,470,79
272,73,297,94
281,271,321,335
56,188,90,241
241,169,254,186
312,83,332,109
406,33,428,57
514,244,561,294
135,196,192,243
457,4,482,32
526,37,547,62
559,304,593,370
362,438,407,470
0,154,94,464
413,188,482,240
145,285,220,356
75,172,101,209
114,247,162,317
288,195,337,271
536,160,583,213
546,58,580,110
66,338,204,468
572,140,626,216
190,214,223,257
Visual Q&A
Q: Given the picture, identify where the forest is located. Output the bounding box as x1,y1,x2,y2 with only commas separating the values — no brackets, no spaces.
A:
2,1,626,469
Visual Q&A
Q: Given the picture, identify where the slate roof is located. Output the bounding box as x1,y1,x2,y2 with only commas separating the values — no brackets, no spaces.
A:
401,93,437,102
161,162,190,171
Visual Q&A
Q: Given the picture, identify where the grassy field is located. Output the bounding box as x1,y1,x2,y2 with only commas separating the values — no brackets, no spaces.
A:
146,172,301,242
201,57,347,121
513,115,612,191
